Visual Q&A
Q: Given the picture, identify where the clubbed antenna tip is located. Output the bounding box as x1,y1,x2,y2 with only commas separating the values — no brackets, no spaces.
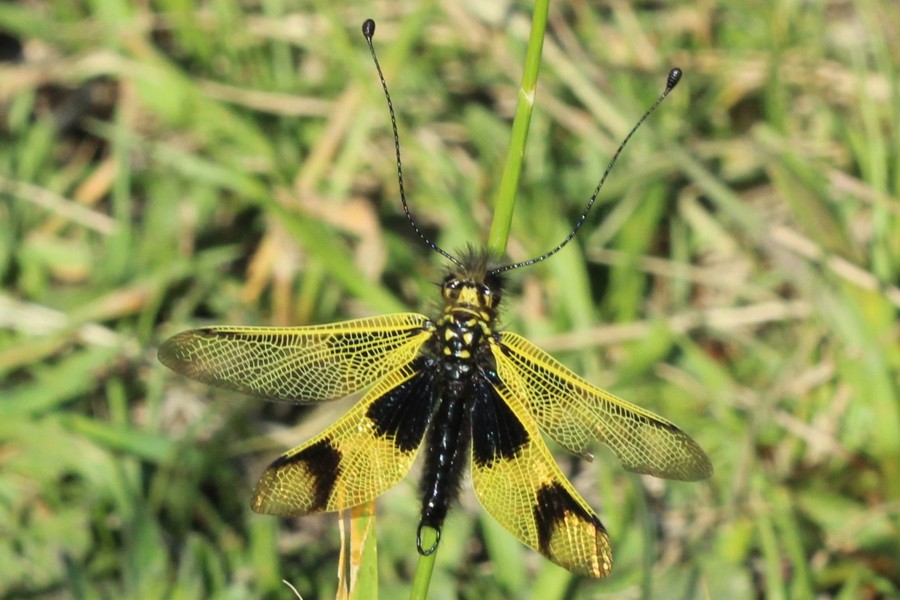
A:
666,67,682,92
362,18,375,39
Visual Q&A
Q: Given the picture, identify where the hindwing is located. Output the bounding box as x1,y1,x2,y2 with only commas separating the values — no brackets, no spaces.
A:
252,357,436,515
470,372,612,578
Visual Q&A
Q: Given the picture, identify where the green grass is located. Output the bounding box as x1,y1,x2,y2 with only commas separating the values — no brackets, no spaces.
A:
2,1,899,598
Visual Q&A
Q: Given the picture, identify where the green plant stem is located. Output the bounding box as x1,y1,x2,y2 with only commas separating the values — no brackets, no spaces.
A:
486,0,550,256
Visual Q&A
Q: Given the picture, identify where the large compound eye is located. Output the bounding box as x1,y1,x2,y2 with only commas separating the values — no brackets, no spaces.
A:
442,277,462,299
476,283,494,304
484,285,502,308
483,274,502,306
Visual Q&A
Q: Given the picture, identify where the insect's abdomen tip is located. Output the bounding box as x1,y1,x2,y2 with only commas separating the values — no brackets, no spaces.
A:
362,19,375,39
666,67,682,92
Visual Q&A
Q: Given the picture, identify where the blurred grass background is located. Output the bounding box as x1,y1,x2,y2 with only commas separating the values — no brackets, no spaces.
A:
2,0,899,598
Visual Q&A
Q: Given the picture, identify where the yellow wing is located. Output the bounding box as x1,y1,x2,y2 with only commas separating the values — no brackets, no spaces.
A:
253,357,435,515
470,373,612,578
158,313,432,403
494,332,712,481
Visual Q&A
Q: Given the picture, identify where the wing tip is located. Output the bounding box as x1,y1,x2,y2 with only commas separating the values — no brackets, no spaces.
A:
158,328,217,367
157,334,186,369
544,515,613,578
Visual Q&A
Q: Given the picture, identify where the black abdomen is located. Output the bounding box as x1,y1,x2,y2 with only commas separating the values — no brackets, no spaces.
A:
418,371,472,552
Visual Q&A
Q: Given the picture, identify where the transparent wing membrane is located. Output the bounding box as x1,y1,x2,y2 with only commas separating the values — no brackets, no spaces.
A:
494,332,712,481
158,313,432,403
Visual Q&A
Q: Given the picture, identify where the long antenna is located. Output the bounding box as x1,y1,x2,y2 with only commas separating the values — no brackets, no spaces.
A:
488,68,683,275
362,19,462,268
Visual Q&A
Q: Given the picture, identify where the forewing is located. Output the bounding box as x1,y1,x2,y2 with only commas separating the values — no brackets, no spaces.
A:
158,313,431,403
494,332,712,481
470,374,612,578
252,356,435,515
